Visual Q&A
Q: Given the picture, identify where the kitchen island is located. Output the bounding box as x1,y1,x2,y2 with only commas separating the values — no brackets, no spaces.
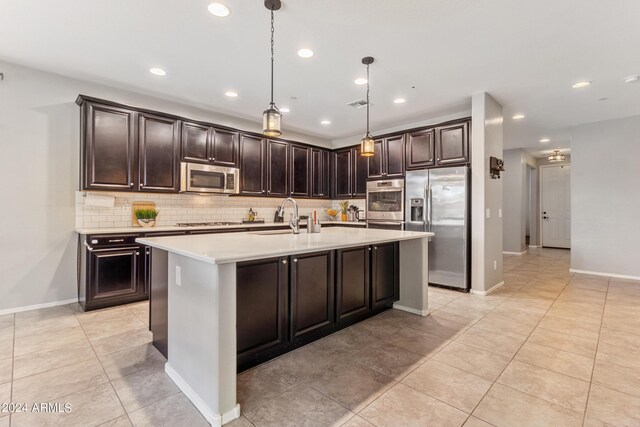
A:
137,227,432,426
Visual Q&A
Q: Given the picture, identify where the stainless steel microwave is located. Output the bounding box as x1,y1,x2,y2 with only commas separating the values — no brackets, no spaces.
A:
180,162,240,194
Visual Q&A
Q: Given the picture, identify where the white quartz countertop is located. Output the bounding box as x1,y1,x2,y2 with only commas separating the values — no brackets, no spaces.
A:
75,220,366,235
137,227,433,265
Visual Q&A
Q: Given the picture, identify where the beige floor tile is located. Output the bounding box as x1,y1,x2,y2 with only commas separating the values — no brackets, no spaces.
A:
224,415,254,427
13,325,87,357
472,313,537,339
269,342,335,380
383,326,449,356
0,315,13,329
473,383,583,427
0,382,10,418
360,383,468,427
528,326,598,358
79,310,147,340
89,328,153,356
582,417,616,427
599,327,640,351
98,415,134,427
455,326,525,358
237,363,301,413
14,305,74,325
586,384,640,427
111,366,180,413
98,343,166,381
313,327,377,354
0,358,11,384
402,360,492,413
12,358,108,403
340,415,375,427
128,302,149,326
537,314,603,336
351,341,425,380
12,383,125,427
307,358,394,412
13,339,96,380
515,341,594,380
0,326,13,360
592,350,640,398
406,314,469,339
0,416,8,427
463,417,494,427
128,393,209,427
246,383,353,427
497,360,589,412
348,315,402,339
431,341,511,381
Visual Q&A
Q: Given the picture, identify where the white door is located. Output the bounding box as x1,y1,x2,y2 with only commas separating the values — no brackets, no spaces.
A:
541,165,571,248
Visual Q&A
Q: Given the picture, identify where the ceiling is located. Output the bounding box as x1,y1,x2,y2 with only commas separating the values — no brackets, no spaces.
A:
1,0,639,151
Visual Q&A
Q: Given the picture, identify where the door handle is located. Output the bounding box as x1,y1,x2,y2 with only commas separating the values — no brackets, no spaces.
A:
427,185,433,232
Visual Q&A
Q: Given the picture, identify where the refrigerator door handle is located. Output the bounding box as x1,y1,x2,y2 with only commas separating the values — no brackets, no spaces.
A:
426,185,433,232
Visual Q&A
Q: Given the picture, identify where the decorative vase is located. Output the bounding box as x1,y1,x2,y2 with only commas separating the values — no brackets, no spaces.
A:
137,218,156,228
341,213,347,222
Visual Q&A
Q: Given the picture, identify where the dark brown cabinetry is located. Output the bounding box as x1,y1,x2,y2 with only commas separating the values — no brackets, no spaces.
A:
290,251,335,343
239,134,266,196
138,113,180,192
332,146,368,199
267,139,289,197
290,145,311,197
181,124,239,167
237,257,289,369
211,129,239,167
368,136,405,179
352,146,369,197
371,242,399,309
311,149,330,198
436,121,469,165
406,129,436,170
336,246,370,326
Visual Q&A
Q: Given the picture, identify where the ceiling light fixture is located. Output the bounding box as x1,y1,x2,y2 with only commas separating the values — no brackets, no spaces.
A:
512,114,525,120
208,3,230,17
297,48,314,58
539,138,550,143
548,150,566,163
572,81,591,89
360,56,376,157
225,91,238,98
624,75,639,84
149,68,166,76
262,0,282,137
320,120,331,125
393,98,406,104
354,78,367,85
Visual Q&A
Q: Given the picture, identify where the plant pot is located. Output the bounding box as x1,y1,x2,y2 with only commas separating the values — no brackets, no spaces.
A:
137,219,156,228
341,214,347,222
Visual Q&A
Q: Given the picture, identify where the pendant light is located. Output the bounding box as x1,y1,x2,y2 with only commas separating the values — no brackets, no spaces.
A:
360,56,375,157
548,150,565,163
263,0,282,137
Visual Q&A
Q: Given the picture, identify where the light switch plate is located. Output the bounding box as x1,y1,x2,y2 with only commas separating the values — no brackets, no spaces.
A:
485,209,491,219
175,266,182,286
498,208,502,218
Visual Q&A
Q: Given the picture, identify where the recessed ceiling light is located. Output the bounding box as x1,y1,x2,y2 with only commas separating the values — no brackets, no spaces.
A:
297,49,314,58
225,91,238,98
539,138,550,143
354,78,368,85
280,107,290,113
320,120,331,125
512,114,525,120
624,75,639,84
208,3,230,17
149,68,166,76
572,81,591,89
393,98,406,104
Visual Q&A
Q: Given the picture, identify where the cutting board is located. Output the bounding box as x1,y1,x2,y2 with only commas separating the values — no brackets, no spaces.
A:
131,201,157,227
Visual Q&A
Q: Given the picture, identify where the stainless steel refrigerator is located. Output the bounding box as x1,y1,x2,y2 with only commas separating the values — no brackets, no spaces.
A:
405,166,470,290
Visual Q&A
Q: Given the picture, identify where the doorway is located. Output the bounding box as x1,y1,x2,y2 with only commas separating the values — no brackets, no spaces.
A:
540,164,571,248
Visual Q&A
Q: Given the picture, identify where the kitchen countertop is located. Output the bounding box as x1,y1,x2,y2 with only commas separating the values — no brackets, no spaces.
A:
137,227,433,265
75,220,366,235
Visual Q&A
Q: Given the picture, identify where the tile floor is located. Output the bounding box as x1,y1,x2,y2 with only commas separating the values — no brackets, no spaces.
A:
1,248,640,426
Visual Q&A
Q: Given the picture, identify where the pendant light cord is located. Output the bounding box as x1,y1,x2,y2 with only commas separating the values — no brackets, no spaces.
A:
270,10,275,105
366,63,370,134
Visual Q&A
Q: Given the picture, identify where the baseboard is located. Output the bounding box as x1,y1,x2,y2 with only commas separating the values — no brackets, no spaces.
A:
0,298,78,316
165,363,240,427
569,269,640,281
471,281,504,296
502,251,526,256
392,304,429,317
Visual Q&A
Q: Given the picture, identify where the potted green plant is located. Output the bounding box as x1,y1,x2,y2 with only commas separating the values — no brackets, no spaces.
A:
339,201,349,222
135,208,159,228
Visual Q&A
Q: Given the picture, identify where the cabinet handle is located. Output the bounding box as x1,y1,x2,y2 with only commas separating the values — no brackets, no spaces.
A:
140,183,144,188
83,241,94,251
282,259,287,264
368,247,372,251
374,246,378,250
136,252,140,256
293,258,298,263
130,182,134,187
108,239,124,243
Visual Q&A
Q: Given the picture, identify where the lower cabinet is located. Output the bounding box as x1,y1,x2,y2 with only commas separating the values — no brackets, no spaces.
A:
336,246,371,326
371,242,400,309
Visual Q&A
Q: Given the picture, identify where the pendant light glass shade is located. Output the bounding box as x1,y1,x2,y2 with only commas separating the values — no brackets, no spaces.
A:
548,150,565,163
263,104,282,137
360,56,376,157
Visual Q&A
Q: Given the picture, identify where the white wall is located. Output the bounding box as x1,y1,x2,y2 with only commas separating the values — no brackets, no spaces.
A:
470,93,504,293
571,115,640,278
0,60,329,313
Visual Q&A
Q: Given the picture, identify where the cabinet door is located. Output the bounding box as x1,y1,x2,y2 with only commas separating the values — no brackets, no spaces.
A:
384,135,405,178
88,247,143,303
211,128,239,167
436,122,469,165
83,102,137,191
267,140,289,197
290,251,335,342
352,146,369,198
237,257,288,369
371,242,399,309
311,149,324,198
336,246,370,325
239,134,266,196
322,150,330,199
181,122,210,164
406,129,435,170
138,113,180,192
290,145,310,197
367,139,384,179
334,149,352,198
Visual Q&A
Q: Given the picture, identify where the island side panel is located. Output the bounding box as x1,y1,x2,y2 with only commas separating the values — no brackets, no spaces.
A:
395,237,429,316
165,253,240,426
150,247,168,358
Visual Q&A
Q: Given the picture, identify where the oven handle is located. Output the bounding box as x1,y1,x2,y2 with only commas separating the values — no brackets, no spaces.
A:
367,187,403,193
367,221,406,225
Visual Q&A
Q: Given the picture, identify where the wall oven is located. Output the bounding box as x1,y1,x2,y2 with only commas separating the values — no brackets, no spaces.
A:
366,179,405,228
180,162,239,194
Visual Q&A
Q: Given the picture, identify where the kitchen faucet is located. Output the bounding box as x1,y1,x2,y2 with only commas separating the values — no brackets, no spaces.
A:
278,197,300,234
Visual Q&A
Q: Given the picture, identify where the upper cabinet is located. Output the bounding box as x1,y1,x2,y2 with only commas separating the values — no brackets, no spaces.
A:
368,136,405,179
405,129,435,170
239,134,266,196
290,145,310,197
436,121,469,165
181,123,238,167
352,146,369,198
267,139,289,197
311,149,330,199
82,102,138,191
138,112,180,192
332,146,367,199
211,129,239,167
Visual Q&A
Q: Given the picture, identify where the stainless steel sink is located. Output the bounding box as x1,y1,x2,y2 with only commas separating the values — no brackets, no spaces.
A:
251,230,294,235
